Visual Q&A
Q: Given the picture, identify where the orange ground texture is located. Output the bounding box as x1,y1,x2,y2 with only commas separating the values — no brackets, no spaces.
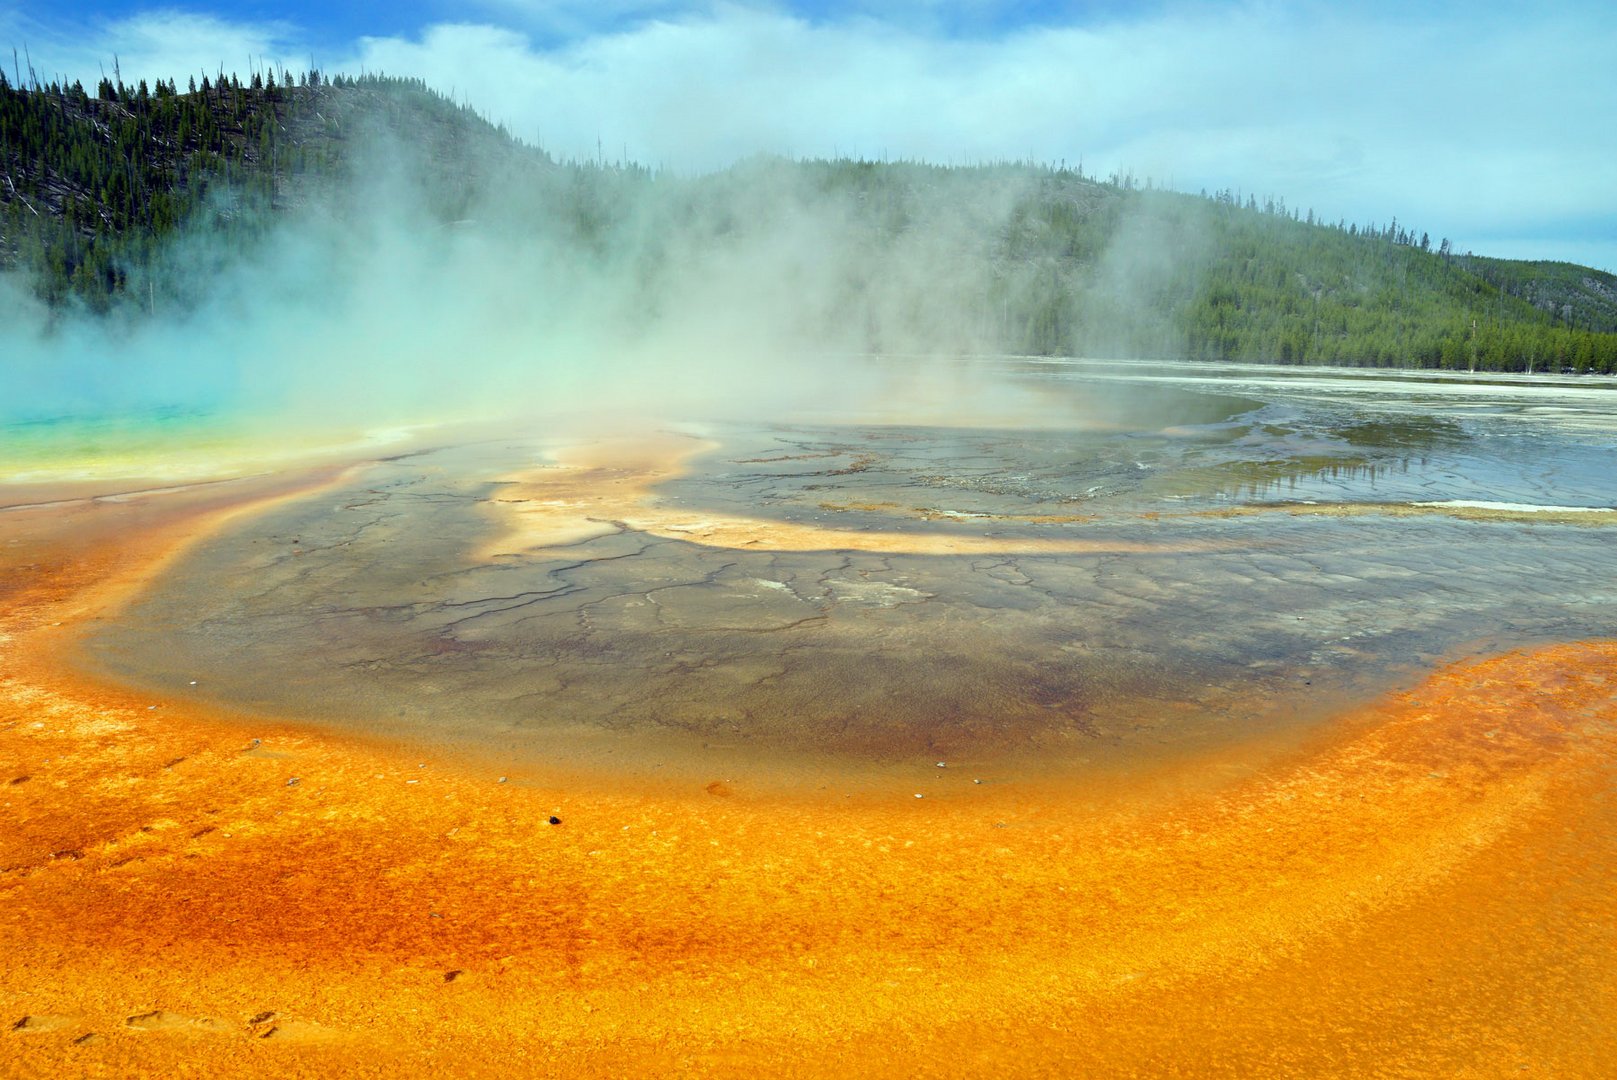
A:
2,466,1615,1078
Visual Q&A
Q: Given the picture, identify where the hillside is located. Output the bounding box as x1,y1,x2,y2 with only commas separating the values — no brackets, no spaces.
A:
3,69,1615,373
1455,255,1617,333
0,69,537,311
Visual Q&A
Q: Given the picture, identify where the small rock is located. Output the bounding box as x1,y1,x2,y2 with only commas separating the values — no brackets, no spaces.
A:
13,1015,69,1033
548,816,562,825
914,793,924,799
285,777,300,787
935,761,947,768
497,777,508,784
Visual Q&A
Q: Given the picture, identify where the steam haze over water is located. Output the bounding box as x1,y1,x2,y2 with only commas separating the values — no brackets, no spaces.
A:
0,152,1091,461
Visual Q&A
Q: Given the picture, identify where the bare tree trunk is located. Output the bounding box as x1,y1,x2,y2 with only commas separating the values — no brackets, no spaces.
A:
4,172,42,215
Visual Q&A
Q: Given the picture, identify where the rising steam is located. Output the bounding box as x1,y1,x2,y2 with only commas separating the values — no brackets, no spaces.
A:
0,102,1202,476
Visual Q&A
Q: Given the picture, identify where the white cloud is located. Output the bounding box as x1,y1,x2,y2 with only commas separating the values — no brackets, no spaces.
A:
104,11,301,83
470,0,711,39
6,10,301,89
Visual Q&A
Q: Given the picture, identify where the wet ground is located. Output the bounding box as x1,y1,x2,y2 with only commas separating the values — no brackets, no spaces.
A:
77,360,1617,781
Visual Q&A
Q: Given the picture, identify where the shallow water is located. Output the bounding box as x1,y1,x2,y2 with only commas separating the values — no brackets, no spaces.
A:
0,405,441,490
79,360,1617,780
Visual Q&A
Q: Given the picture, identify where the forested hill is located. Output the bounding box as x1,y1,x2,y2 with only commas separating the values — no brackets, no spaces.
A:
3,68,1615,373
0,68,536,310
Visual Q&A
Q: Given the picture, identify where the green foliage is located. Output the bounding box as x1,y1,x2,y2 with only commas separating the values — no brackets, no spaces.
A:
0,70,533,313
1452,255,1617,333
1160,201,1617,372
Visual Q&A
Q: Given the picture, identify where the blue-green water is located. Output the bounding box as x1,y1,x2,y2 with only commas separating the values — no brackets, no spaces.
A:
0,406,237,483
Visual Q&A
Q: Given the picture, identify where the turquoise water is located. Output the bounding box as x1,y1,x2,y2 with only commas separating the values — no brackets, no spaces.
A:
0,406,239,484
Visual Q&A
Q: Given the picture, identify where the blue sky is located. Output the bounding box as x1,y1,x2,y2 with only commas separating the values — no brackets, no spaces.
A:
4,1,1614,271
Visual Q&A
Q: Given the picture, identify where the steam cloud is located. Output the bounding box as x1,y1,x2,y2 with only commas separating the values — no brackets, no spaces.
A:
5,113,1183,454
